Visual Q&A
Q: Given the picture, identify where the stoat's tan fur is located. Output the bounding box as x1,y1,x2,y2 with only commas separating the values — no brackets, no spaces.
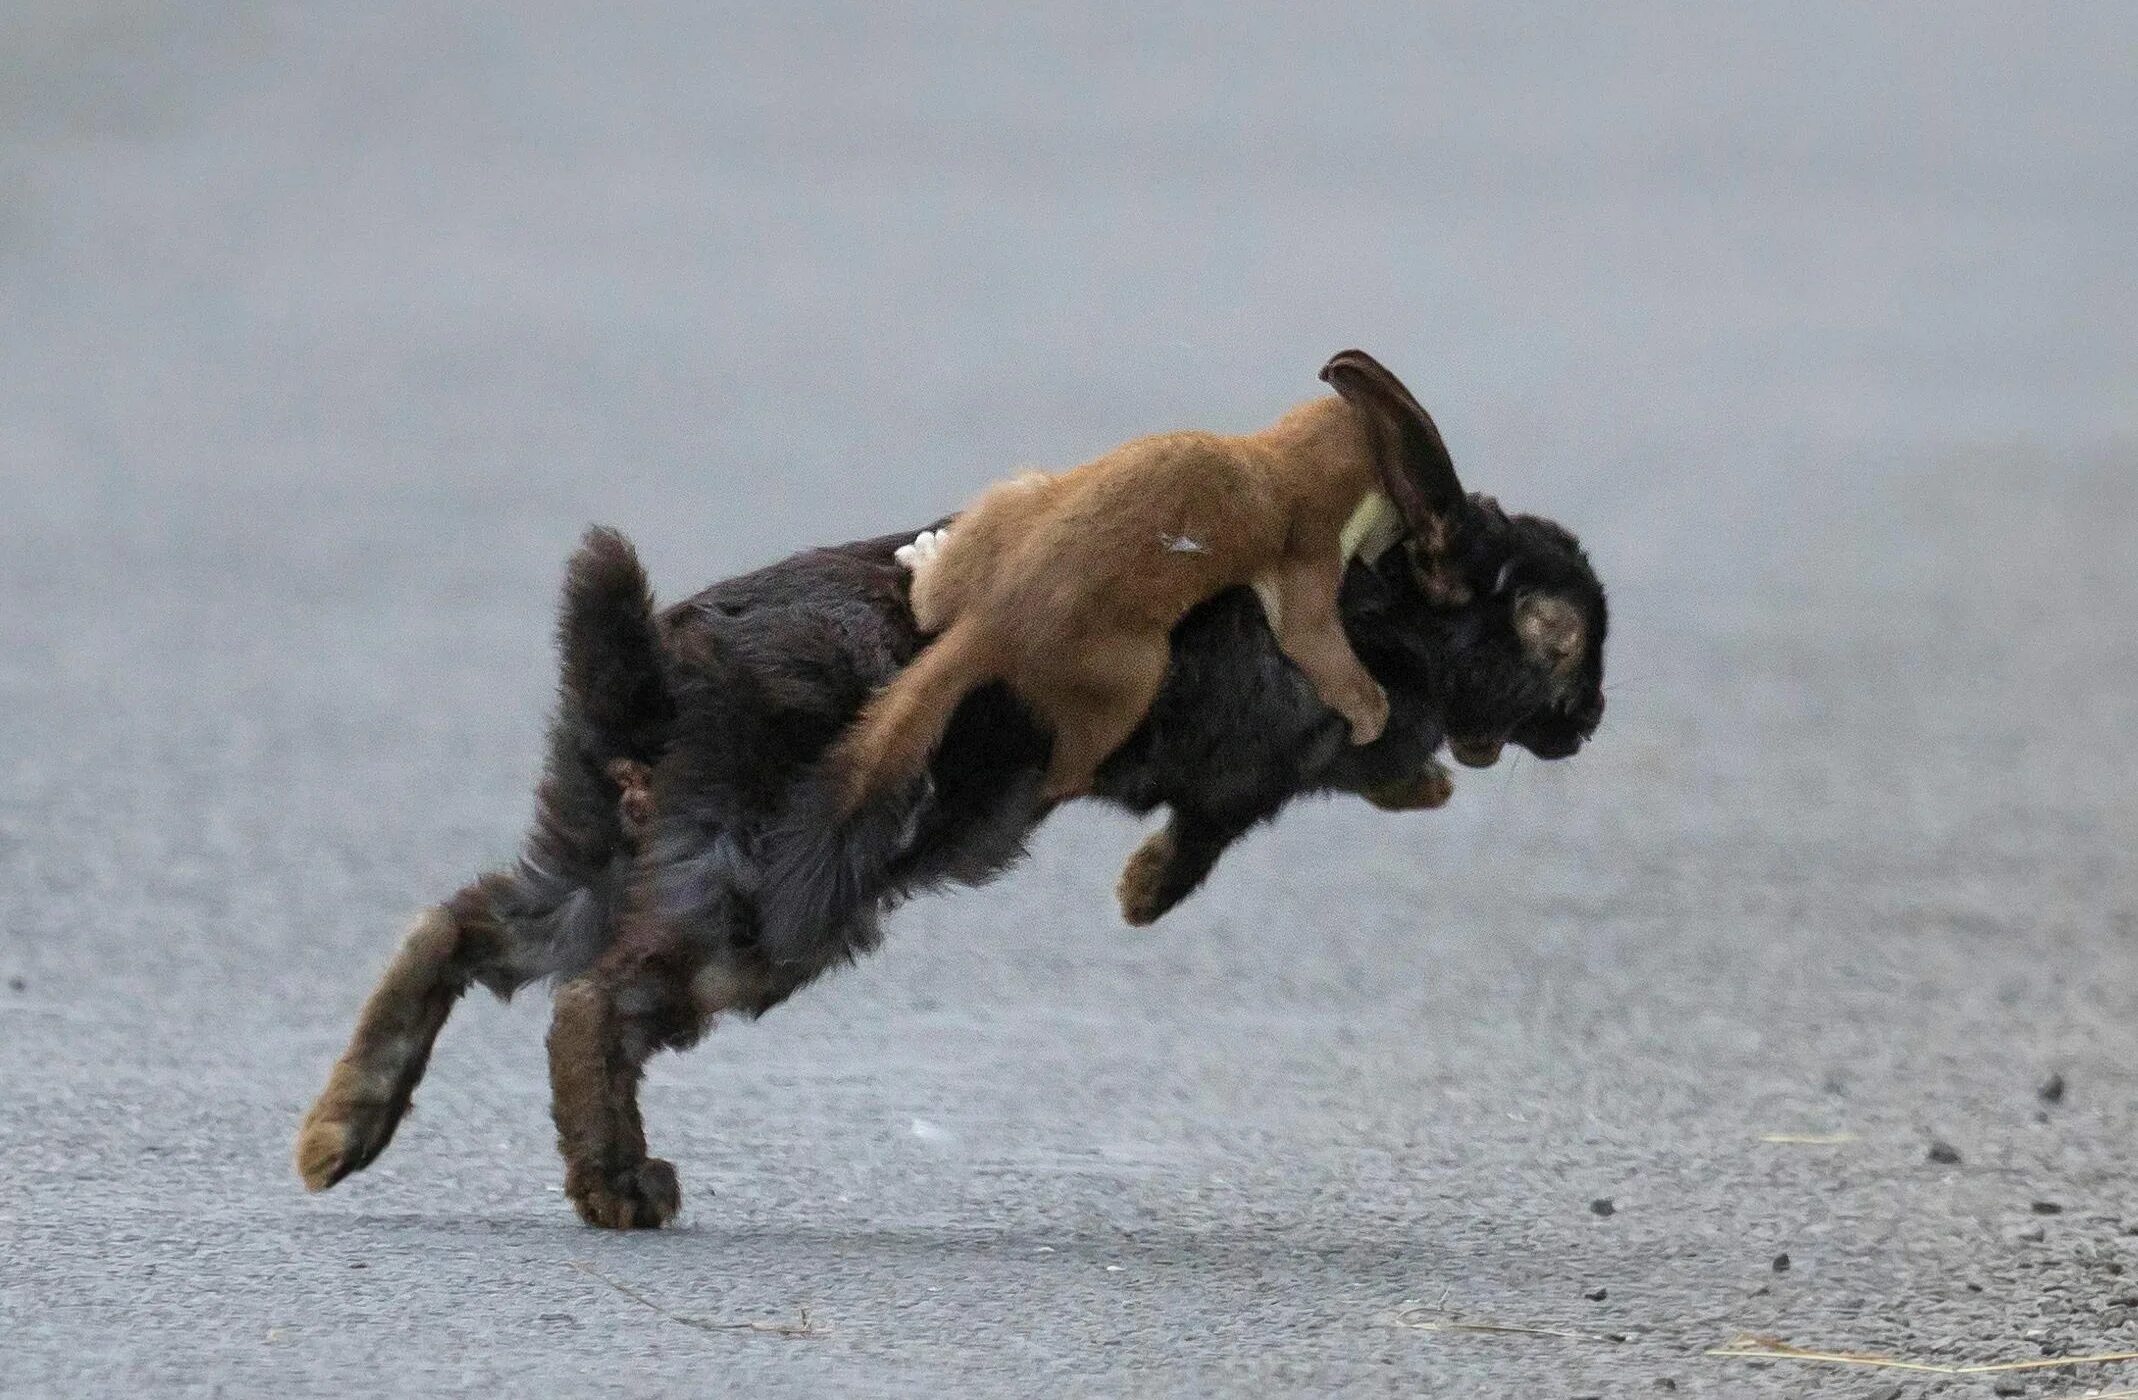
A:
829,352,1458,809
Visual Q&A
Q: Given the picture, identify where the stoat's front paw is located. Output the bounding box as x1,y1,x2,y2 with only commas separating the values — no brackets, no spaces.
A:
894,528,949,572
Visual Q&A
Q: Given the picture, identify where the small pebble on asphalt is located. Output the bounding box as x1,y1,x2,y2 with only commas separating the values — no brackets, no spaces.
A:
1590,1198,1616,1217
6,977,23,993
1585,1287,1607,1301
2032,1201,2065,1215
1927,1139,1962,1164
1771,1252,1791,1273
2040,1071,2067,1105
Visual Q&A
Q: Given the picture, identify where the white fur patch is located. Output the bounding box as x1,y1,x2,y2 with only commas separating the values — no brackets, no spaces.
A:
895,528,948,571
1161,533,1205,553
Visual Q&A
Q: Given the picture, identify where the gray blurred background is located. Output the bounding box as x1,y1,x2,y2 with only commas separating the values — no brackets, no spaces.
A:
2,4,2133,1396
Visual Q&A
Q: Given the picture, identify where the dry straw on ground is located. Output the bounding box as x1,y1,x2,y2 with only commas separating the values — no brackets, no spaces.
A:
1708,1333,2138,1378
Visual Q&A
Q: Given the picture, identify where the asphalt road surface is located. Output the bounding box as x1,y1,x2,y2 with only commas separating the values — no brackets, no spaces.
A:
4,5,2135,1396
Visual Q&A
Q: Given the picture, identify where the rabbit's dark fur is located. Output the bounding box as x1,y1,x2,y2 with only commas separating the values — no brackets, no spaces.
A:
298,490,1605,1228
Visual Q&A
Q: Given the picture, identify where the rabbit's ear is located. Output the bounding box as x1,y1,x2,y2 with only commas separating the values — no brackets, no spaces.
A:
1318,349,1463,532
1321,350,1472,605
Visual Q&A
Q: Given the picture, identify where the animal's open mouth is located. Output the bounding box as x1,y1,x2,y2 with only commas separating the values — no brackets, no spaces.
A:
1449,738,1504,769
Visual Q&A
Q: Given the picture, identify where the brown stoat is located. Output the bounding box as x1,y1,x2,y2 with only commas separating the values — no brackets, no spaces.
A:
830,349,1466,810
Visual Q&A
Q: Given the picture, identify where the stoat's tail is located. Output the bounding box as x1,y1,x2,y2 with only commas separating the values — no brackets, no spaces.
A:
755,618,995,966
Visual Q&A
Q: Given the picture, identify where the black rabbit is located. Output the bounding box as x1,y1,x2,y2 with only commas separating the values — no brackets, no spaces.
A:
297,403,1606,1229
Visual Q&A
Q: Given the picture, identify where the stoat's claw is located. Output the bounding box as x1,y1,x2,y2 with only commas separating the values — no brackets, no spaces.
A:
896,528,947,572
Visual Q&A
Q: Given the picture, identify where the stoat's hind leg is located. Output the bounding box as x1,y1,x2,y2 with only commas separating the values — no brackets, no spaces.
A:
903,471,1055,632
897,527,960,631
